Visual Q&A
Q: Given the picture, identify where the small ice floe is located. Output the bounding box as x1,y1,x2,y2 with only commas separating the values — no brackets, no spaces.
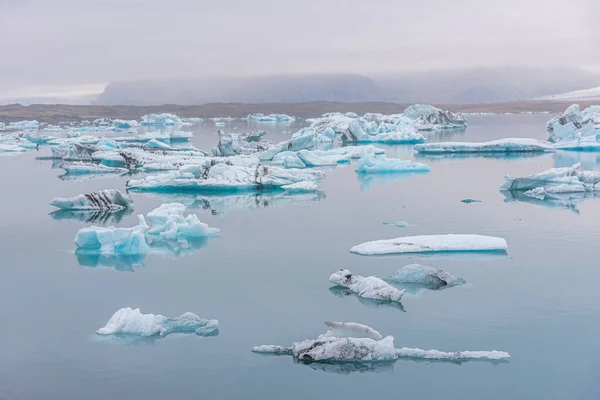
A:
355,154,430,174
50,189,133,211
96,307,218,338
386,264,466,288
146,203,220,240
329,269,406,304
414,138,553,154
383,221,411,228
60,162,129,175
350,234,508,256
461,198,481,204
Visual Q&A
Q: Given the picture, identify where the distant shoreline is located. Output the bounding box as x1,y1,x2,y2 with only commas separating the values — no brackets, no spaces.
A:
0,100,595,123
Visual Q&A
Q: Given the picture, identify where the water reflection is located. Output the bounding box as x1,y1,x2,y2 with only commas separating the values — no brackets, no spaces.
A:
328,286,406,312
554,150,600,170
50,208,133,225
294,358,396,375
356,172,427,191
501,189,598,214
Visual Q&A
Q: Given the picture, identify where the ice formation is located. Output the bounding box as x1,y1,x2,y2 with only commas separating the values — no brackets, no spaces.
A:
140,113,183,126
126,163,325,193
113,130,193,143
501,163,600,193
256,134,316,161
350,234,508,255
322,321,383,341
414,139,554,154
146,203,220,239
75,215,150,255
355,154,430,173
386,264,466,287
52,144,101,161
144,139,174,150
329,269,406,303
0,144,28,152
60,163,129,175
396,348,510,361
94,149,210,171
402,104,467,130
0,133,38,151
181,117,204,125
4,120,40,131
546,104,600,142
248,113,295,122
50,189,133,211
96,307,218,337
461,199,481,203
271,151,306,169
211,130,272,157
296,149,351,166
23,133,56,145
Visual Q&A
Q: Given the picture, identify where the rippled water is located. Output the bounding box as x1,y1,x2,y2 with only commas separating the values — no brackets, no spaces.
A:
1,114,600,400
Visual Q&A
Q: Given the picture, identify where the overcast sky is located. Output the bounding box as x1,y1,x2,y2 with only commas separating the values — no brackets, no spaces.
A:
1,0,599,96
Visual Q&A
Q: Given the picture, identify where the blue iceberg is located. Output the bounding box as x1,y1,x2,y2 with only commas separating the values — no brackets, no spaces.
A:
140,113,183,126
386,264,466,288
75,215,150,255
248,113,295,122
355,154,430,173
146,203,220,240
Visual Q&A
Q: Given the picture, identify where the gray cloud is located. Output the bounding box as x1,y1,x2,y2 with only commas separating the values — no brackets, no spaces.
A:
1,0,599,92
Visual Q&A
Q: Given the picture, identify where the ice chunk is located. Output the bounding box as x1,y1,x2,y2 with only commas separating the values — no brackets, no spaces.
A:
350,234,508,256
113,130,193,143
343,119,425,144
291,336,398,362
414,138,554,154
0,144,28,152
546,104,600,142
75,215,149,255
329,269,406,303
146,203,219,239
355,154,430,173
52,144,100,161
328,145,385,159
281,181,318,193
251,345,292,355
60,163,129,175
248,113,295,122
383,221,411,228
256,134,316,161
23,133,56,145
95,149,208,170
50,189,133,211
96,307,218,337
501,163,600,192
127,163,325,193
144,139,174,149
271,151,306,169
387,264,466,287
211,130,272,157
396,348,510,361
5,120,40,131
297,149,350,166
140,113,183,126
292,127,334,144
322,321,383,341
403,104,467,130
181,117,204,126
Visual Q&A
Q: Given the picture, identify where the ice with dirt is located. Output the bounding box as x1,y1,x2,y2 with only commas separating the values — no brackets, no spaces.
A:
146,203,220,240
402,104,467,130
414,138,554,154
329,269,406,303
211,130,272,157
501,163,600,193
355,154,430,173
96,307,218,337
387,264,466,287
546,104,600,142
50,189,133,211
350,234,508,255
75,215,150,255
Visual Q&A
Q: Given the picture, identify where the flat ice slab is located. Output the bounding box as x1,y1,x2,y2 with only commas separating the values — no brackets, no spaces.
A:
50,189,133,211
96,307,218,337
61,163,128,175
350,234,508,255
414,138,554,154
355,154,430,173
396,348,510,361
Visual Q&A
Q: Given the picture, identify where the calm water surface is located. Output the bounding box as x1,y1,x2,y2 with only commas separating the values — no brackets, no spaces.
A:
1,114,600,400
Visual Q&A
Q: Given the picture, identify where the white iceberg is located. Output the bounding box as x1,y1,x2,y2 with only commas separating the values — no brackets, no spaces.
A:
396,348,510,361
329,269,406,303
51,144,102,161
248,113,295,122
127,163,325,193
23,133,56,145
146,203,219,240
501,163,600,193
144,139,174,149
292,127,335,144
95,149,208,171
403,104,467,130
75,215,150,255
281,181,318,193
271,151,306,169
355,154,430,173
96,307,218,337
0,144,28,153
546,104,600,142
256,134,315,161
50,189,133,211
414,138,554,154
113,130,193,143
4,120,40,131
211,130,272,157
342,119,425,144
181,117,204,125
297,149,350,167
61,163,129,175
140,113,183,126
322,321,383,341
386,264,466,287
350,234,508,256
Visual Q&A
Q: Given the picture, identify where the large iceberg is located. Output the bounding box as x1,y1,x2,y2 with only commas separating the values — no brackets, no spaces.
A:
248,113,295,122
96,307,218,337
146,203,220,240
127,163,325,193
546,104,600,143
329,269,406,304
75,215,150,255
386,264,466,288
350,234,508,256
211,130,272,157
140,113,183,126
403,104,467,130
50,189,133,211
414,138,554,154
355,154,430,173
500,163,600,193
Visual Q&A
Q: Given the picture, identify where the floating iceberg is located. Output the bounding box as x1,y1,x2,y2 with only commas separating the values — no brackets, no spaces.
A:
396,348,510,361
4,120,40,131
144,139,174,149
271,151,306,169
181,117,204,126
342,119,425,144
500,163,600,193
329,269,406,303
355,154,430,173
0,133,38,151
322,321,383,341
248,113,295,122
60,163,129,175
50,189,133,211
350,234,508,256
297,149,350,166
383,221,411,228
95,149,209,171
414,138,554,154
0,144,28,152
386,264,466,288
96,307,218,337
461,198,481,204
140,113,183,126
146,203,219,240
211,130,272,157
546,104,600,143
23,133,56,145
52,144,100,161
127,163,325,193
75,215,150,255
403,104,467,130
113,130,193,143
256,134,315,161
292,127,335,144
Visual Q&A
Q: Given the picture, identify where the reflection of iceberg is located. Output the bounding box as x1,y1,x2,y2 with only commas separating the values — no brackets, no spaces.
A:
76,250,146,271
328,287,406,312
355,154,430,173
329,269,406,304
50,208,133,225
555,150,600,169
501,189,596,214
293,358,396,375
414,151,550,161
356,172,427,191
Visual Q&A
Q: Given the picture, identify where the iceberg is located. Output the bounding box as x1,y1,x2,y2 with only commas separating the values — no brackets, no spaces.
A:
60,163,129,175
23,133,56,145
4,120,40,131
500,163,600,193
292,127,335,144
329,269,406,303
256,134,315,161
127,163,325,193
386,264,466,288
402,104,467,130
113,130,193,143
546,104,600,142
342,119,425,144
296,149,351,167
96,307,218,337
75,215,150,255
281,181,318,193
144,138,174,149
271,151,306,169
211,130,272,157
50,189,133,211
146,203,219,240
140,113,183,126
350,234,508,256
0,144,28,153
396,348,510,361
322,321,383,341
248,113,295,122
355,154,430,173
414,138,554,154
461,198,481,203
181,117,204,125
94,149,209,171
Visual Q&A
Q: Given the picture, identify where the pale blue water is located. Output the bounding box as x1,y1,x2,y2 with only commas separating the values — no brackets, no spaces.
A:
2,114,600,399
